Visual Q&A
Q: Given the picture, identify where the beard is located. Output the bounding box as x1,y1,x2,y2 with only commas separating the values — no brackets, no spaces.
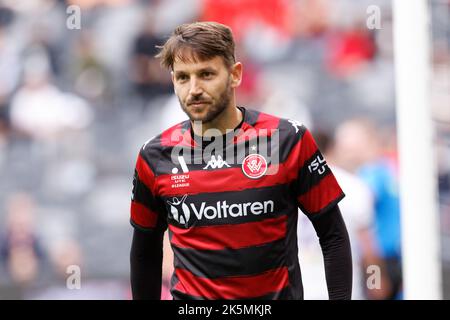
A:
179,80,232,124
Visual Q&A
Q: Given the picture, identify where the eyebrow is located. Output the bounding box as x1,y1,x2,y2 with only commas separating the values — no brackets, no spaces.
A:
174,71,187,77
174,67,217,77
197,67,216,73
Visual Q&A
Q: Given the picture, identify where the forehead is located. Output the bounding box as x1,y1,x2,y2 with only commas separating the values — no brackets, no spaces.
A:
172,50,227,73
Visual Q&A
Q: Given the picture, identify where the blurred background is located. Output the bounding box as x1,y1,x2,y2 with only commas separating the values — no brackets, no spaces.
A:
0,0,448,299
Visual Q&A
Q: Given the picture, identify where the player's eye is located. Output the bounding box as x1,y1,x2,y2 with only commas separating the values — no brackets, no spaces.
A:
201,71,214,79
176,74,189,82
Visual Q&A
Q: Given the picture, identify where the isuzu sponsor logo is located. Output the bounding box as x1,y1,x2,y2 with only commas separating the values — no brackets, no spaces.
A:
308,154,327,175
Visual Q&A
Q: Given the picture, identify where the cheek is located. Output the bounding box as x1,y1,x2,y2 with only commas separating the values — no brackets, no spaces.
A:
210,78,229,97
174,85,186,100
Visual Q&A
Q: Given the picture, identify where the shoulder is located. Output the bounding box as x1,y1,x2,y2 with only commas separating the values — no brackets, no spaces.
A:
138,119,191,168
246,108,308,139
245,109,311,164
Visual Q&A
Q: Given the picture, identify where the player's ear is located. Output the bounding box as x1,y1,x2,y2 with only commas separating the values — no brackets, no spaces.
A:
230,62,242,88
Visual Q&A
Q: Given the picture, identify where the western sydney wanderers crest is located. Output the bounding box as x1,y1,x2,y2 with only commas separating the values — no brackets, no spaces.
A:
242,154,268,179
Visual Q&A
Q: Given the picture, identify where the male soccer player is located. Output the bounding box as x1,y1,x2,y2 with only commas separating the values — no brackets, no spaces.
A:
130,21,352,300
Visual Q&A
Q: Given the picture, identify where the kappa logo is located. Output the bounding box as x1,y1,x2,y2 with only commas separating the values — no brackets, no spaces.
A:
242,154,268,179
288,119,302,134
167,195,190,226
203,155,231,170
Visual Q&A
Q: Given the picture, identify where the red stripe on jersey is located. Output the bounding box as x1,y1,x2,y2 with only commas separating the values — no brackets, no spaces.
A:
158,166,289,196
282,137,303,181
233,113,280,144
297,129,319,169
161,123,183,146
161,123,195,147
263,130,316,182
253,112,280,131
174,266,289,299
239,121,253,132
169,215,287,250
130,201,159,228
135,154,157,194
297,173,343,214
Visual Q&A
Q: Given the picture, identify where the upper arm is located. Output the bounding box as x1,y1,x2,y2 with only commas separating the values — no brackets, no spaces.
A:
294,128,345,216
130,149,167,234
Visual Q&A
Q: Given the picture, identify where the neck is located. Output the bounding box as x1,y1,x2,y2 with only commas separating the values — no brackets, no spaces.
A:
191,100,243,137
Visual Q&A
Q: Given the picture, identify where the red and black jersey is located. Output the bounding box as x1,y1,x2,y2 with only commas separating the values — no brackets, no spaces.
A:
130,107,344,300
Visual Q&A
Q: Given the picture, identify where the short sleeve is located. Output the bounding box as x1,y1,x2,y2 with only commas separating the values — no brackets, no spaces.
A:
295,128,345,215
130,150,166,233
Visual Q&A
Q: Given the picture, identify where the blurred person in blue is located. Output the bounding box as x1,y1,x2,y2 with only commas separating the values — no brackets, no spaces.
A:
0,193,47,298
334,119,402,299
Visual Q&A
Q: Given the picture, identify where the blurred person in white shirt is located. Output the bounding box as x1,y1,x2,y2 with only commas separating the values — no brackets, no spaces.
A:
298,129,385,299
10,51,93,141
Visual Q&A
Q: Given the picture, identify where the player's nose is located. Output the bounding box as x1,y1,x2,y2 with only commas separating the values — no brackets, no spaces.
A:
189,78,203,96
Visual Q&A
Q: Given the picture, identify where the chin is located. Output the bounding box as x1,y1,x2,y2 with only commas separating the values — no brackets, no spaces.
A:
188,114,211,123
185,108,211,122
183,103,224,123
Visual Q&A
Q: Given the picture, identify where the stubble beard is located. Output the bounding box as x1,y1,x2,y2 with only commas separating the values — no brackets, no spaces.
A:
179,81,232,124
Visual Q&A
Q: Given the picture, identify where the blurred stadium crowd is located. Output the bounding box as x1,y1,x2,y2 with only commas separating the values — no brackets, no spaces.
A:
0,0,448,299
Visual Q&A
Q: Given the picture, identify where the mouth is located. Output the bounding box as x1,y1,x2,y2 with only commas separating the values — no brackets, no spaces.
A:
188,101,210,106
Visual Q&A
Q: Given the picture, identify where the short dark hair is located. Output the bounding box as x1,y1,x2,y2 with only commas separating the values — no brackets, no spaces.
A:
155,21,236,70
